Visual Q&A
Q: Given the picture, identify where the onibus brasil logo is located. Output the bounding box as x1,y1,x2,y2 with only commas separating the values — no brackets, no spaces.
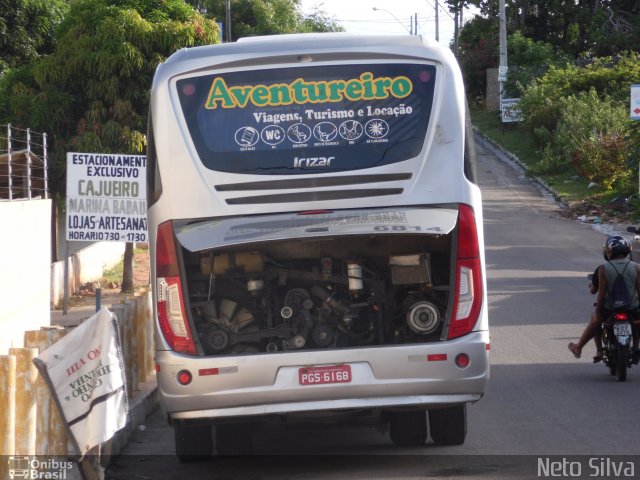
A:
8,456,74,479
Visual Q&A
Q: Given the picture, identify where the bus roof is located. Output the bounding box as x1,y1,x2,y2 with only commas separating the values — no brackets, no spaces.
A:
163,33,448,66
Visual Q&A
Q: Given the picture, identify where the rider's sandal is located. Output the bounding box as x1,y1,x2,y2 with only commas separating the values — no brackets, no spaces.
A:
593,351,603,363
568,343,581,359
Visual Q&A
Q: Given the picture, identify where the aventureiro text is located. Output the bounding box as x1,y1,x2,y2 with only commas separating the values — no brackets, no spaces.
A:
205,72,413,109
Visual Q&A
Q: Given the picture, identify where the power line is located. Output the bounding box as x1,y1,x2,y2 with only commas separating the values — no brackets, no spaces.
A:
423,0,456,21
334,16,454,24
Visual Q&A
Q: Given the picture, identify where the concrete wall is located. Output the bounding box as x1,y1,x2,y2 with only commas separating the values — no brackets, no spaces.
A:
486,67,500,111
0,199,51,354
50,241,125,308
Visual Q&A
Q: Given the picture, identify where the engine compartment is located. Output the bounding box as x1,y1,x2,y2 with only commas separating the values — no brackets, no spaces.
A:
179,234,453,356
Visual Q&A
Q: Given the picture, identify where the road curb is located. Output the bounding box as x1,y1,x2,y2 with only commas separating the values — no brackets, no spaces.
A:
109,379,158,457
76,380,158,479
472,127,568,209
472,126,630,239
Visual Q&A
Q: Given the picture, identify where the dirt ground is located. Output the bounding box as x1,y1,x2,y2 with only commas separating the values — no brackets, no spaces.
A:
63,247,151,310
558,196,638,225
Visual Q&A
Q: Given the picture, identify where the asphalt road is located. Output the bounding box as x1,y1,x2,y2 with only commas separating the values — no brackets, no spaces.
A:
106,137,640,479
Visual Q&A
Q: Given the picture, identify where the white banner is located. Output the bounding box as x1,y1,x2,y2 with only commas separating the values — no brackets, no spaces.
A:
66,152,147,242
501,98,523,123
33,308,128,457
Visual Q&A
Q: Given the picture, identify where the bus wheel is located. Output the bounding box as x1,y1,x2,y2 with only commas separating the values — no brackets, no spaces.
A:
174,425,212,462
215,423,253,456
429,404,467,445
389,410,428,446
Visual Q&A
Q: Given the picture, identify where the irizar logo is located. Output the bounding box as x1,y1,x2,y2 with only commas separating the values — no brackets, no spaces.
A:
293,156,334,168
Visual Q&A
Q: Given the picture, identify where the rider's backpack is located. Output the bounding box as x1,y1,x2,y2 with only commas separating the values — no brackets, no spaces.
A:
609,261,632,309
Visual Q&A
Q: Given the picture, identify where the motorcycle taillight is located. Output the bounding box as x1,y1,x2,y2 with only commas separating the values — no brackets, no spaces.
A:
613,312,630,322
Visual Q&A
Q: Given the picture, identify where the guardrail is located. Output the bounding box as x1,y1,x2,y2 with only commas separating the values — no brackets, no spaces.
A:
0,290,154,478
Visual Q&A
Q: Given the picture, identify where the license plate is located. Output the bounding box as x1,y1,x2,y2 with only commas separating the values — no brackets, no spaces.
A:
299,364,352,385
614,323,632,336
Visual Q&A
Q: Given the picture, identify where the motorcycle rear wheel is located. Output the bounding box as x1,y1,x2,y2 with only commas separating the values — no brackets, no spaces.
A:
617,347,628,382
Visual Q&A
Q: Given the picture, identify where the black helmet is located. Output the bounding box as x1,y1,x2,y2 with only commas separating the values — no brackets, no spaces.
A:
604,235,631,260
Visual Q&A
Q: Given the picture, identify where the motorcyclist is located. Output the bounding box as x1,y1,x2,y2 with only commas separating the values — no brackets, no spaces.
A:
568,235,640,361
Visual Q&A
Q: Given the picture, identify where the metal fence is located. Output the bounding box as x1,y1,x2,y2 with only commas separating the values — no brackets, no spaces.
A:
0,123,48,201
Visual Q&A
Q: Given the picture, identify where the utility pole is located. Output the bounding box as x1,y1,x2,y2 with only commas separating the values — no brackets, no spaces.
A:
454,9,458,52
498,0,508,108
225,0,232,42
435,0,440,42
414,13,418,36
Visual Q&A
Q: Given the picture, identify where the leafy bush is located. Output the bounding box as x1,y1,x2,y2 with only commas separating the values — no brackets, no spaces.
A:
555,90,629,156
518,52,640,190
527,89,634,190
519,78,568,145
503,32,570,97
572,133,632,190
520,52,640,143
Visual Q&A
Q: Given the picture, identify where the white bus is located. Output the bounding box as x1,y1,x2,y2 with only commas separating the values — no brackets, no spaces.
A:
148,33,489,458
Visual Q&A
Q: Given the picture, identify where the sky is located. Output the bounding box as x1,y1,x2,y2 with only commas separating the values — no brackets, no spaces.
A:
299,0,477,49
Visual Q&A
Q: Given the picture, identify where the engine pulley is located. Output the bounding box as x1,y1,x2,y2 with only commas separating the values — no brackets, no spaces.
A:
206,329,230,352
312,325,336,348
406,301,440,334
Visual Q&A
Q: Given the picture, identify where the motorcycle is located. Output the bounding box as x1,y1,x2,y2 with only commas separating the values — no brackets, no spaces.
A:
601,309,635,382
587,270,637,382
592,226,640,383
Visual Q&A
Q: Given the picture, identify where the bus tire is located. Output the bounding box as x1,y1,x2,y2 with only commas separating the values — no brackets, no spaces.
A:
215,423,253,456
429,404,467,445
174,425,212,462
389,410,428,446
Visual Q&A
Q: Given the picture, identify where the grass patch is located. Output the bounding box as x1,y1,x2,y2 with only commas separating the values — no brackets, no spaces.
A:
543,174,629,205
470,105,540,168
99,247,147,288
100,261,124,286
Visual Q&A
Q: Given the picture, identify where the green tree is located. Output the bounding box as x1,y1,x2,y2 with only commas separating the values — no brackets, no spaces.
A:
503,31,569,96
0,0,68,76
443,0,472,53
465,1,640,58
455,15,498,101
298,8,343,33
0,0,219,292
1,0,219,198
186,0,342,41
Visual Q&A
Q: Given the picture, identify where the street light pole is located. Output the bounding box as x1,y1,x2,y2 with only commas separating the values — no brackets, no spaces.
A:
225,0,232,42
372,7,412,35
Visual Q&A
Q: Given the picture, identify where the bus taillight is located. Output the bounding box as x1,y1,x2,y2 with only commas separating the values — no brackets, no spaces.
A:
156,221,196,354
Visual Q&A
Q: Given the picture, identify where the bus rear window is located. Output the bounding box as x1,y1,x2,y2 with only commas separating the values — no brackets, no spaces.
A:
176,63,436,175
